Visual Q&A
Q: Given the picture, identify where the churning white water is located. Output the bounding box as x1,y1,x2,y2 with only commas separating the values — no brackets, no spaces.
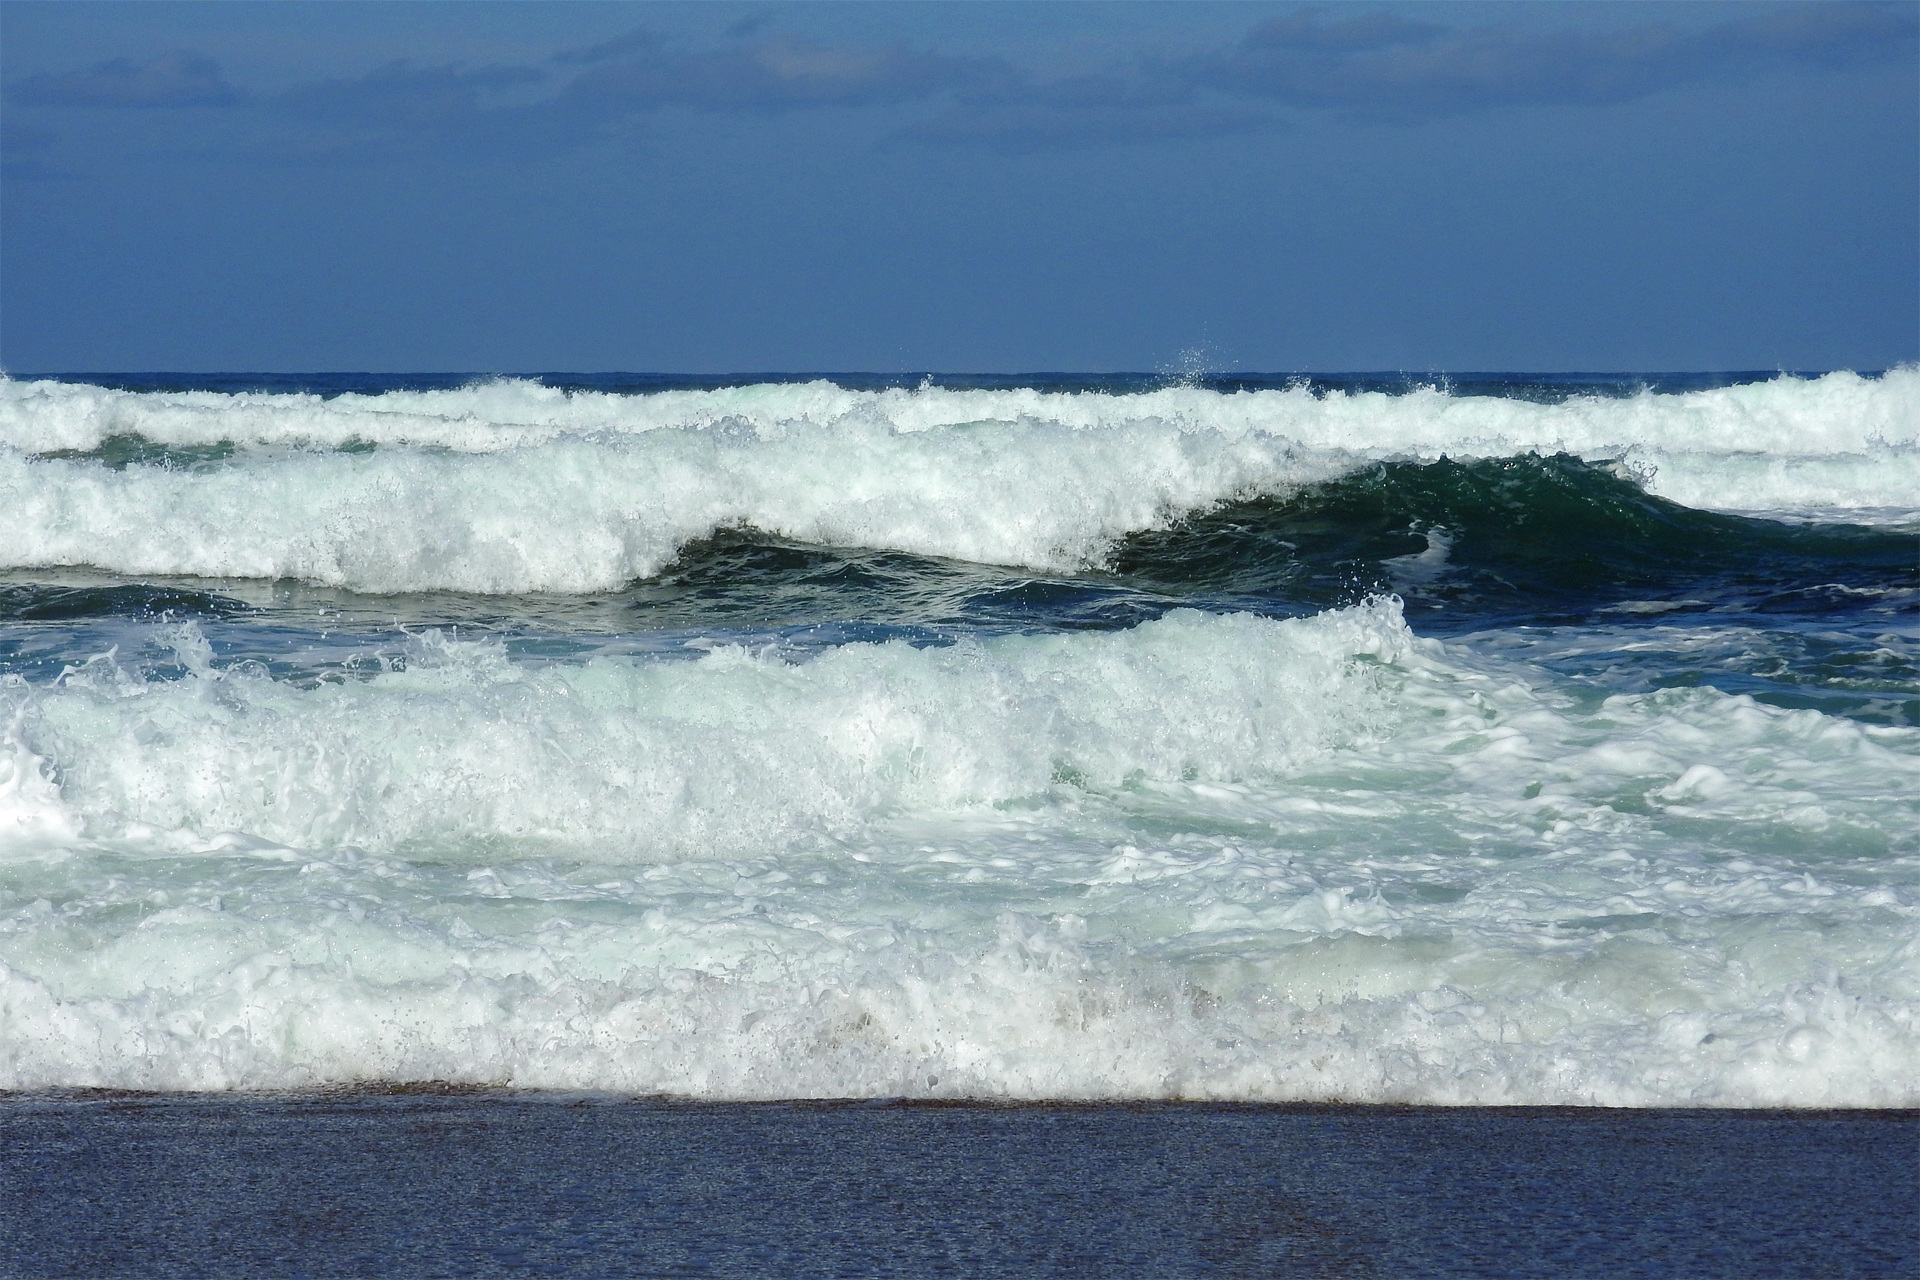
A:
0,371,1914,1103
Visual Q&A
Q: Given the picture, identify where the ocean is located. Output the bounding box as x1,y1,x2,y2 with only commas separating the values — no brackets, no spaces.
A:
0,368,1915,1107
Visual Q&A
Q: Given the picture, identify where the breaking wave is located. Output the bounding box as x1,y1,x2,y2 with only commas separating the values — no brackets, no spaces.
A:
2,603,1915,1103
1,369,1914,594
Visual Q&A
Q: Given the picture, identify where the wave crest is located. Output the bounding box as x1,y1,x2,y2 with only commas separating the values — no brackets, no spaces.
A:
2,370,1914,593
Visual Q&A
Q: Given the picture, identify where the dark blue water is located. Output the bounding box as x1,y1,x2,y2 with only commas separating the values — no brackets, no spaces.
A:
14,369,1851,400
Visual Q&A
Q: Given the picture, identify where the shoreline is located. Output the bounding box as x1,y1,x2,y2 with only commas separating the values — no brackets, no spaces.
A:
7,1086,1920,1115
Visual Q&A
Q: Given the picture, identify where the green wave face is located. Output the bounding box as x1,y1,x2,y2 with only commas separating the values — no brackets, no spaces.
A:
1113,453,1917,624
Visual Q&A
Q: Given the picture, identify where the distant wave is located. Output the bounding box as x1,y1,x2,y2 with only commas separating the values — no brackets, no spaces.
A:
6,368,1915,455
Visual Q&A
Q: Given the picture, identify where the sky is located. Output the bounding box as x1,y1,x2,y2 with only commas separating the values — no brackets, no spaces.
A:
1,0,1914,373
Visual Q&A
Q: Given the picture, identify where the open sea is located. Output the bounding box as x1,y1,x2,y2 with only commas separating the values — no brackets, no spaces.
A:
1,369,1917,1275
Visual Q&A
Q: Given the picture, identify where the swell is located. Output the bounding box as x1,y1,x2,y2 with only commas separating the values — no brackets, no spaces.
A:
5,454,1907,630
2,368,1915,597
1114,453,1919,623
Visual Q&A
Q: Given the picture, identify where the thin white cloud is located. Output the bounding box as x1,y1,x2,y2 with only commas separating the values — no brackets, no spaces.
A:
7,50,244,109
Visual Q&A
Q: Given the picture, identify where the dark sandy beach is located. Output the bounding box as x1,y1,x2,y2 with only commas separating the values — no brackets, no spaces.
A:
3,1092,1915,1278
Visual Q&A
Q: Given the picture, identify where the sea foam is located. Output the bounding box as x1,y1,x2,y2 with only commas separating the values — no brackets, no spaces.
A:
4,607,1406,859
5,369,1915,456
1,370,1913,593
1,604,1914,1104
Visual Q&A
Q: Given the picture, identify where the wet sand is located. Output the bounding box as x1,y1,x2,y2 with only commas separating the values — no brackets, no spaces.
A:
3,1092,1915,1278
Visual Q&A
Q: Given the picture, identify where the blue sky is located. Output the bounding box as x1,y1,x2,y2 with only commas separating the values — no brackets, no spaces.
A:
1,1,1914,373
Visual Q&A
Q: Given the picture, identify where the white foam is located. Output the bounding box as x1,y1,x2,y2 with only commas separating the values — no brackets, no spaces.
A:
1,370,1913,591
1,605,1914,1103
0,695,80,849
4,607,1406,859
5,369,1914,457
0,422,1353,591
